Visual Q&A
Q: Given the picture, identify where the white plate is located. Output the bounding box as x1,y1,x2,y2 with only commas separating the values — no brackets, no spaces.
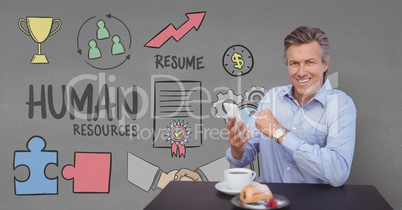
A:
215,181,258,195
231,194,290,209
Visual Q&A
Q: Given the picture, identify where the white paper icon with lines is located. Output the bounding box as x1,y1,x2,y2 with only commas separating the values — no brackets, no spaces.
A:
152,81,202,152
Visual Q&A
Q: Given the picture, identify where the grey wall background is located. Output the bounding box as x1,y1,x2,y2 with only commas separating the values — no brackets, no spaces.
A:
0,0,401,209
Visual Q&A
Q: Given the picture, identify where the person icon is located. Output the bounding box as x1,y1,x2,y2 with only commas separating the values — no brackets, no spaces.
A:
88,39,102,60
97,20,110,40
111,35,125,55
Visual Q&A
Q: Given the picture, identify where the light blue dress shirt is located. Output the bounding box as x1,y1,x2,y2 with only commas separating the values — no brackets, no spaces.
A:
226,80,356,187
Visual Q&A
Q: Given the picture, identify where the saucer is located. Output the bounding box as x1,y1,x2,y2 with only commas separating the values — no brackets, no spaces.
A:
215,181,258,195
231,194,290,209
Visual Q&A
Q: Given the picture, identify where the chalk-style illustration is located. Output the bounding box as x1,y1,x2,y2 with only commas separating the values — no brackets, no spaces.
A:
213,89,244,123
127,153,230,192
241,86,267,123
144,11,206,48
244,86,266,103
14,136,58,195
127,153,175,192
222,45,254,77
14,136,114,195
213,86,267,124
111,35,125,55
18,16,61,64
153,81,202,157
62,152,111,193
77,14,131,70
88,39,102,59
96,19,110,40
164,120,191,157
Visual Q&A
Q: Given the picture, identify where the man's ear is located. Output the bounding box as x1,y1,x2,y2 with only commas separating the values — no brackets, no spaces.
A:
323,60,329,72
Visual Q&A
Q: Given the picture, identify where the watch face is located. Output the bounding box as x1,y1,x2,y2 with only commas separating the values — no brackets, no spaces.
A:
274,128,285,138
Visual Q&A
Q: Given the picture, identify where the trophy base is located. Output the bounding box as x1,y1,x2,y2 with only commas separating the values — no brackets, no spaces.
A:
31,54,49,64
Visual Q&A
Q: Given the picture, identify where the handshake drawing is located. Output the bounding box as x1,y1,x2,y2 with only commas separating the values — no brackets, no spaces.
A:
157,168,203,189
127,153,230,192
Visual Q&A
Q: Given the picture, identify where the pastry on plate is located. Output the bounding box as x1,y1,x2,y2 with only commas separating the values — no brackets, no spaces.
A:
240,183,273,204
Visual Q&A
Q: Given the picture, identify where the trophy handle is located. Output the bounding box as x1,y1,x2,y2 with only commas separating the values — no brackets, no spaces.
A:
18,18,30,36
49,19,61,36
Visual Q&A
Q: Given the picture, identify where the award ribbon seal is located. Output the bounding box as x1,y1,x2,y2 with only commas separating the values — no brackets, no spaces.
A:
165,120,191,158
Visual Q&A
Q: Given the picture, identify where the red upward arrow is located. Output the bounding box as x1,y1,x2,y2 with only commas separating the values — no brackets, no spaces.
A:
144,11,206,48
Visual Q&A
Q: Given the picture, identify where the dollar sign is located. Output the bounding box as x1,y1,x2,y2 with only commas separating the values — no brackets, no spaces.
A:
231,52,244,70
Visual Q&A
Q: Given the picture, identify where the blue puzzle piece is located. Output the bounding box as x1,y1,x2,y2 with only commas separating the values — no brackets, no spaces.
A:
14,136,58,195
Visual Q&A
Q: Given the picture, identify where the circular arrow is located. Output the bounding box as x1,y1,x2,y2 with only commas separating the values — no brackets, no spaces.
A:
85,55,130,70
107,14,132,49
77,16,96,55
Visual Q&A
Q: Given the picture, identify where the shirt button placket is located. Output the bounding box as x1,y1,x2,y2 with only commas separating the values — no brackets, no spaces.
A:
291,107,302,134
283,158,292,182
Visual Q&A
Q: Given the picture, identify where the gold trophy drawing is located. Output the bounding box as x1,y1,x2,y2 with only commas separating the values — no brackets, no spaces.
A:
18,17,61,64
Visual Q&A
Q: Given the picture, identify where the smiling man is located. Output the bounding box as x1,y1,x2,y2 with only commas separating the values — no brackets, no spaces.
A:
226,26,357,187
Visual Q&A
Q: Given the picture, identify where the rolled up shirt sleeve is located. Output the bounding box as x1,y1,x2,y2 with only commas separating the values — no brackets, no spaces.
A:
226,137,260,168
281,96,356,187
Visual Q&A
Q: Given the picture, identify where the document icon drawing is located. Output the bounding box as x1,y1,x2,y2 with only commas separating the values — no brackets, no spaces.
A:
152,81,202,157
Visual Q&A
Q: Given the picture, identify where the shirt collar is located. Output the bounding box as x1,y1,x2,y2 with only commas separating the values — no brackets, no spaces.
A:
283,79,333,107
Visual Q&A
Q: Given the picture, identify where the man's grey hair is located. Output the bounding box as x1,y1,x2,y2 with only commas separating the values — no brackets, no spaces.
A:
283,26,330,69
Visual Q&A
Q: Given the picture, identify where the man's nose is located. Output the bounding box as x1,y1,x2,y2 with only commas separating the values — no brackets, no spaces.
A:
297,64,307,76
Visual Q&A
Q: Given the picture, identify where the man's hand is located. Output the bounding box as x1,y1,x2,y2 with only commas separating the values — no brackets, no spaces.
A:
255,108,282,139
157,169,179,190
227,116,252,160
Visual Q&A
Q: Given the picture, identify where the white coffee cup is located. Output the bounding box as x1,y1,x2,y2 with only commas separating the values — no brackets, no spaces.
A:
224,168,256,191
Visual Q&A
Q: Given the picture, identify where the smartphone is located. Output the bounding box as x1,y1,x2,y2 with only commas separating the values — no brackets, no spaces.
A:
223,103,242,124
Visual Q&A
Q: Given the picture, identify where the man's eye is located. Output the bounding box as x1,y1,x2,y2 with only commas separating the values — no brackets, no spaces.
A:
307,60,315,65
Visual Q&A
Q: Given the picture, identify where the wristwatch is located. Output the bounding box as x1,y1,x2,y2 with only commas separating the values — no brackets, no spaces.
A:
273,128,287,143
